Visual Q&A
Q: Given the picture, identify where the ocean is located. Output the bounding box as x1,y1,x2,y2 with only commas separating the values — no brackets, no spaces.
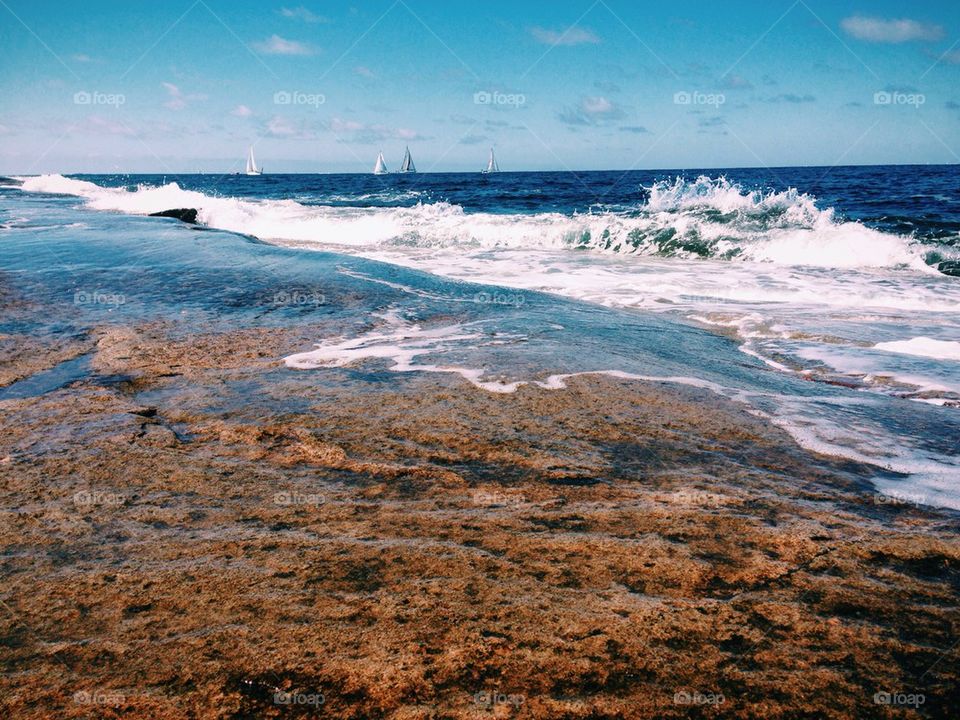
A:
2,165,959,507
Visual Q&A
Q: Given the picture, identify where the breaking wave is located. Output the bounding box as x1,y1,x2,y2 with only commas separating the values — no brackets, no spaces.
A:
15,173,946,271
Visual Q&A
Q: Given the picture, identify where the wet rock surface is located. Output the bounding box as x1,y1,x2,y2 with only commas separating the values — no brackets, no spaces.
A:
148,208,199,225
1,321,958,719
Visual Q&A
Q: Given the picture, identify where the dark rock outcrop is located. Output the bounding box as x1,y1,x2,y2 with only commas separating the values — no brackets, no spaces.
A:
938,260,960,277
148,208,198,224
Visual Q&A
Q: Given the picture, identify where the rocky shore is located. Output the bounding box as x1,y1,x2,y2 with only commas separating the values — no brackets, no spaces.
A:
1,319,958,719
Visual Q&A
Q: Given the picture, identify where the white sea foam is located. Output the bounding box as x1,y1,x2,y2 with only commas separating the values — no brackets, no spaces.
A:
284,312,732,396
283,314,531,393
15,174,936,271
797,345,960,395
874,337,960,361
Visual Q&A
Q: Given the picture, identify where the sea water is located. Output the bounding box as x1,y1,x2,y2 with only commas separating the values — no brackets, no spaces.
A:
2,166,958,507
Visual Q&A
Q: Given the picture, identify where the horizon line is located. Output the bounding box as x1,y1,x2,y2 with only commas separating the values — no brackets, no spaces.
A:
5,161,960,177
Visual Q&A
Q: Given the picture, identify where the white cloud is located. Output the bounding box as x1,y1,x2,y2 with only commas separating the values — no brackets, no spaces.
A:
354,66,376,79
280,6,329,23
721,74,753,90
163,82,185,110
530,26,600,46
253,34,315,56
231,104,253,117
557,96,624,126
840,16,944,43
328,117,426,143
71,53,95,63
266,116,294,136
330,117,364,133
582,96,614,114
162,82,207,110
87,116,136,136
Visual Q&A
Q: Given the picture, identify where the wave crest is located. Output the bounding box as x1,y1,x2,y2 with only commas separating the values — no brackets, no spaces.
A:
15,173,940,271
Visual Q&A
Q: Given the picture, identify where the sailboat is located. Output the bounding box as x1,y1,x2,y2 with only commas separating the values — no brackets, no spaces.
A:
245,146,262,176
481,147,499,174
399,146,416,174
373,151,389,175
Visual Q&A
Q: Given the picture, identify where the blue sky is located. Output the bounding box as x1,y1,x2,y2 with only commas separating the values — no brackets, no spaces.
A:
1,0,958,172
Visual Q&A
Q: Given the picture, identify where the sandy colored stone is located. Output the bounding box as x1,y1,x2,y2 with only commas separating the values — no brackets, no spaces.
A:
0,322,957,719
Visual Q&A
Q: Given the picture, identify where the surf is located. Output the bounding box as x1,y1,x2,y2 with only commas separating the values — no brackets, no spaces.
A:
14,173,948,273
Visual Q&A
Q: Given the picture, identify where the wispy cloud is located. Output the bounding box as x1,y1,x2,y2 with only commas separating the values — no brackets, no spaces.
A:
459,133,488,145
280,6,329,23
594,80,621,93
721,74,753,90
71,53,95,63
266,115,297,137
698,116,726,128
557,96,625,126
252,34,315,56
330,118,364,133
618,125,649,134
162,82,207,110
583,96,615,114
882,83,920,93
531,26,600,46
162,82,184,110
765,93,816,104
263,115,319,139
354,66,376,79
328,117,427,143
87,116,137,137
840,16,944,43
231,104,253,117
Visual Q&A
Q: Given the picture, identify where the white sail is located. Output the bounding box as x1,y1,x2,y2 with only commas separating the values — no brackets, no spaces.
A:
399,146,416,173
373,151,389,174
245,146,261,175
484,148,499,173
